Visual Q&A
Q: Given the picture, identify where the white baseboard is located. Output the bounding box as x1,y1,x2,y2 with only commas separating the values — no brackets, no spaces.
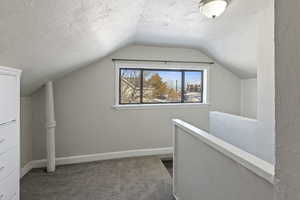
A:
21,162,32,178
21,147,173,178
21,159,49,178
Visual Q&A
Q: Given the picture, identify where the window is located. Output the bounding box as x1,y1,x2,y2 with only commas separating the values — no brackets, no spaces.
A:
119,68,205,104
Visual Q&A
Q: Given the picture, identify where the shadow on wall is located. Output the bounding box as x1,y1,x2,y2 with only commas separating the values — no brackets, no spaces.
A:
209,111,273,164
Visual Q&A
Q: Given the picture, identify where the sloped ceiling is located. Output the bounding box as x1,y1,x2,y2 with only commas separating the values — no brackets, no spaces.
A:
0,0,272,95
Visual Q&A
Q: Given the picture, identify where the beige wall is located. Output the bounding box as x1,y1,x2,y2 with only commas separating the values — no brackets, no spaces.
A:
30,45,241,160
241,79,257,119
256,1,275,164
275,0,300,199
20,97,32,167
209,112,264,160
175,126,274,200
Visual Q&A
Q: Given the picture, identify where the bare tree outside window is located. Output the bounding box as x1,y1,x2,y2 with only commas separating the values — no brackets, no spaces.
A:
143,71,181,103
120,69,141,104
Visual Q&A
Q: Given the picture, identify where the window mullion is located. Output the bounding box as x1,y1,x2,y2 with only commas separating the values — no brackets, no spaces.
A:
181,71,185,103
201,70,204,103
140,69,143,104
119,68,122,104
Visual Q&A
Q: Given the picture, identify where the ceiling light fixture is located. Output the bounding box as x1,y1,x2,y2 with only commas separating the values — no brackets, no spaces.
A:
199,0,229,19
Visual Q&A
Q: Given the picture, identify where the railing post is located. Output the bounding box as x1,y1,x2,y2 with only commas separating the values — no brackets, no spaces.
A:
172,119,178,198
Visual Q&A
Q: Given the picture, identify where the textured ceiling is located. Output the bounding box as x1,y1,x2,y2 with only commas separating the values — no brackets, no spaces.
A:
0,0,272,95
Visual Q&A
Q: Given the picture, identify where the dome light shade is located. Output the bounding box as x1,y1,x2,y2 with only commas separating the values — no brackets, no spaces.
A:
199,0,229,19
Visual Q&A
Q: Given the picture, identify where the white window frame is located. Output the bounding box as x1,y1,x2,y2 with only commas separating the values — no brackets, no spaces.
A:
113,60,210,109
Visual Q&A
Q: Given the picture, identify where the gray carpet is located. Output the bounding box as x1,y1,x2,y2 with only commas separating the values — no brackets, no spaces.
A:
21,156,174,200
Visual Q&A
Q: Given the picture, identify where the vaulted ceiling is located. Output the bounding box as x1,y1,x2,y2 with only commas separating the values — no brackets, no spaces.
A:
0,0,272,95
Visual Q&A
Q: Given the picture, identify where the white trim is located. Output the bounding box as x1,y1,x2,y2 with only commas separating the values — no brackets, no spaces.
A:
0,66,22,76
114,60,212,70
112,103,211,110
113,60,210,106
21,159,47,178
21,147,173,177
172,119,275,184
203,67,210,104
210,111,257,122
21,162,33,178
172,122,178,197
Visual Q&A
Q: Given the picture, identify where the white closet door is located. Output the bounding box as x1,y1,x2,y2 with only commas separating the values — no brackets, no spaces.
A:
0,75,17,124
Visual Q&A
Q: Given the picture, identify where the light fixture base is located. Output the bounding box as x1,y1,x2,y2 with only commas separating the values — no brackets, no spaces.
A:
199,0,230,19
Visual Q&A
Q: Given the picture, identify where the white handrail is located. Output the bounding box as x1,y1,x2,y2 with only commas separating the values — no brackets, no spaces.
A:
173,119,275,184
210,111,257,121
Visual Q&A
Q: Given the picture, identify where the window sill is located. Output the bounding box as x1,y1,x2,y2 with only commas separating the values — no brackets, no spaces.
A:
112,103,211,110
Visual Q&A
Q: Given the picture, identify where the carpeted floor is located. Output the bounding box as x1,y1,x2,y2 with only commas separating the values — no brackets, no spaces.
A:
21,156,174,200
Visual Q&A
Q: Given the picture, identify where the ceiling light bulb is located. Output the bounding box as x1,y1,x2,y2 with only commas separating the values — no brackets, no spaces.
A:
199,0,229,19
